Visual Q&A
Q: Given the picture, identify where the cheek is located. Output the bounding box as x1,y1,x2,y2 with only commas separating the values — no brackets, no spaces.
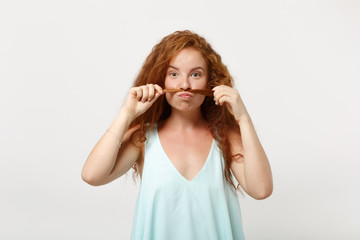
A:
165,93,170,103
198,96,206,105
197,78,208,88
164,78,172,88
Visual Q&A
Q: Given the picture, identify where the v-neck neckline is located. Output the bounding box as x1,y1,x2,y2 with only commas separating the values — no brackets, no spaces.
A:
155,123,215,183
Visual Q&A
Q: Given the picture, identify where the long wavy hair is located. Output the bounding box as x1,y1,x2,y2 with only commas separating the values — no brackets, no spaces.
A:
128,30,244,195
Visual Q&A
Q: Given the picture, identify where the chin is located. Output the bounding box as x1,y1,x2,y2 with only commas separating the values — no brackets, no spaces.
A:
172,102,203,112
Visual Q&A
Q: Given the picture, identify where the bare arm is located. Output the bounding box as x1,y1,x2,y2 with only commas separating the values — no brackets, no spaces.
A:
81,109,140,186
230,116,273,200
213,85,273,200
81,84,164,186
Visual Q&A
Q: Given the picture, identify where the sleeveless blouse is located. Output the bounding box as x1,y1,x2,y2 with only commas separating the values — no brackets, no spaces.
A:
130,123,246,239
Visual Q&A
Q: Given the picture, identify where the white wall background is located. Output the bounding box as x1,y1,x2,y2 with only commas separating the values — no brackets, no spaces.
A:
1,0,359,239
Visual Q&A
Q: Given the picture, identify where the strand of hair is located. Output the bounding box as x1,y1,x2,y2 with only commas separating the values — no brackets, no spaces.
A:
163,89,214,96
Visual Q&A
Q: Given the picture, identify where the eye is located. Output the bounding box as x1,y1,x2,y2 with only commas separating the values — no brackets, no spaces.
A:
191,72,201,77
169,72,178,77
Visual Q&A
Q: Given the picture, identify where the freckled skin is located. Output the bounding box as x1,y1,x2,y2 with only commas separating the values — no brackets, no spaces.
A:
165,48,208,112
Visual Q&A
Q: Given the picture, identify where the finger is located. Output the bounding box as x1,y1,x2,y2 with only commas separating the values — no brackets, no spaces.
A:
212,86,220,92
154,84,164,94
215,85,235,94
213,86,226,98
212,85,227,91
148,84,155,101
213,90,228,105
214,86,230,96
213,90,221,104
135,87,143,101
214,87,237,103
214,92,231,105
129,87,137,97
218,95,232,106
141,85,149,102
150,92,161,102
213,90,221,100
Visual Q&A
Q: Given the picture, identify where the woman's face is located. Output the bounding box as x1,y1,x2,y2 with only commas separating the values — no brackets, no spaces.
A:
164,47,208,112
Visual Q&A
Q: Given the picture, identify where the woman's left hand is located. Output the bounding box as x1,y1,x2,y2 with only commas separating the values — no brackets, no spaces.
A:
212,85,249,122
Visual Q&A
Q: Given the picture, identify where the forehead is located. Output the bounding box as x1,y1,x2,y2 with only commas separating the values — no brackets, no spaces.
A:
169,48,207,68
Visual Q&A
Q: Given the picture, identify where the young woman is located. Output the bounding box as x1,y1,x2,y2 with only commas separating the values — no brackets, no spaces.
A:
81,30,273,239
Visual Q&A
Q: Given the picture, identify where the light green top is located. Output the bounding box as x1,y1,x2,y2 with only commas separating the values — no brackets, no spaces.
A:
131,123,246,240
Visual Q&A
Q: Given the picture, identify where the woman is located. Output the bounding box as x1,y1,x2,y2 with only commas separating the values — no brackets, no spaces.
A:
81,30,273,240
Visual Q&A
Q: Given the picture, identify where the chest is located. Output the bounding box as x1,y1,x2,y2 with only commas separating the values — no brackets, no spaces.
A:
157,130,214,181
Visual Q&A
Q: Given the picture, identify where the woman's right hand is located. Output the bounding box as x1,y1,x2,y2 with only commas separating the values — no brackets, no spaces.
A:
122,84,164,120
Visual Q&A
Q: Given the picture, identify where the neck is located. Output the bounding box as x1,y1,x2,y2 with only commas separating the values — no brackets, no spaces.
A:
164,107,207,130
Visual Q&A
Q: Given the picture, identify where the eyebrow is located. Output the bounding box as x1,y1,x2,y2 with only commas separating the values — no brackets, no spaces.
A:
168,65,206,72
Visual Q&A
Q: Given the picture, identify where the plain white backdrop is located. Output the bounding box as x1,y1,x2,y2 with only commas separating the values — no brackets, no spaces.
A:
1,0,359,239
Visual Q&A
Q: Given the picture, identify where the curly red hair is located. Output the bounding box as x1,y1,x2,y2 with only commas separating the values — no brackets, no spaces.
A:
128,30,244,195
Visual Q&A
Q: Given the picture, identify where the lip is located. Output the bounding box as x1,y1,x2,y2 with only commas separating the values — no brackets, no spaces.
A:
177,92,193,99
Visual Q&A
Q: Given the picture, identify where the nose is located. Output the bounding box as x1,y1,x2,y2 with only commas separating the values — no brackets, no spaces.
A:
179,76,191,91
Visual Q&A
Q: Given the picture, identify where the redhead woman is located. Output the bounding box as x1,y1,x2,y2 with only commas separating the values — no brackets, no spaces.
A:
81,30,273,240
